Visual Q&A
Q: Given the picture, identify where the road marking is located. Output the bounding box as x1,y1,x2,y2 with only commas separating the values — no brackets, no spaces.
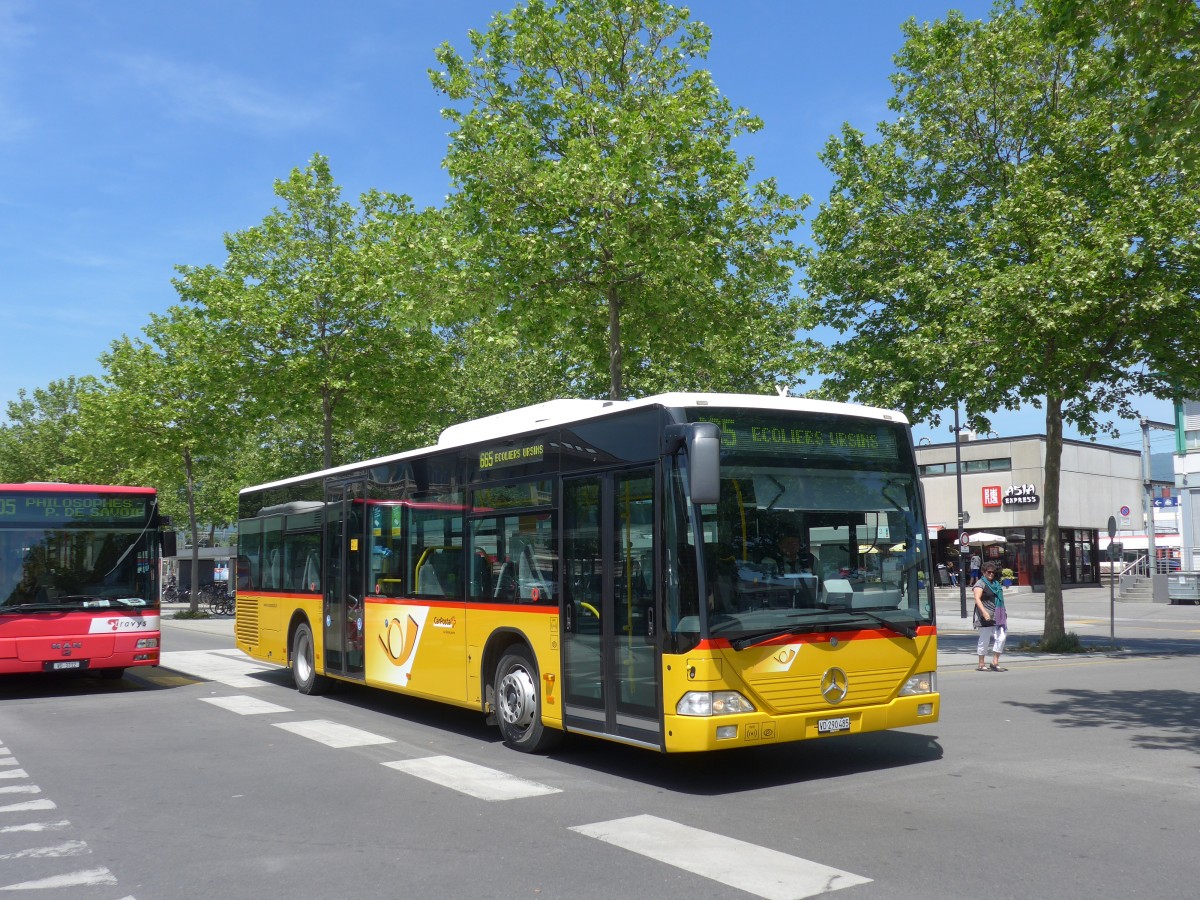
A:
0,758,19,767
382,756,562,801
0,785,39,795
0,820,71,834
159,650,279,687
0,867,118,890
0,770,27,781
200,696,293,716
272,720,394,749
0,799,56,814
570,814,872,900
0,840,89,860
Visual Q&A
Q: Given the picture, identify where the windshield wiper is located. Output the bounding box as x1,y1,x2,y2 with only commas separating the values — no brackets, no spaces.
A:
1,602,81,613
728,625,812,651
845,610,918,639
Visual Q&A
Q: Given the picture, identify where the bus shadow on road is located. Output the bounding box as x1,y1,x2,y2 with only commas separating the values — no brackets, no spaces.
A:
554,730,945,795
0,671,156,699
1004,688,1200,755
263,679,944,791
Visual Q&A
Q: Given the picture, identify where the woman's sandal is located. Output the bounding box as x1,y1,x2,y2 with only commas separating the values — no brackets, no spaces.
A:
988,664,1007,671
977,665,988,671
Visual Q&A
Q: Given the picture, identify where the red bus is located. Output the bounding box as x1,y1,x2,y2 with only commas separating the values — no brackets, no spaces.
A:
0,483,164,679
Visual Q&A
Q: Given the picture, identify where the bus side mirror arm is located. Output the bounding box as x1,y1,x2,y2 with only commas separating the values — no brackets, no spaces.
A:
664,423,721,506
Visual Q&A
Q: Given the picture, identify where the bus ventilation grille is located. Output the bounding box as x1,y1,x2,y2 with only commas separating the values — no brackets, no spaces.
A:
235,599,259,645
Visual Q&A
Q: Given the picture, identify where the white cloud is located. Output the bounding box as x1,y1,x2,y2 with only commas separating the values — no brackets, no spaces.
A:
107,52,327,131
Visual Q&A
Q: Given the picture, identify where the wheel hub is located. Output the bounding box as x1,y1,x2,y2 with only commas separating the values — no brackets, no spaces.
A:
498,666,537,729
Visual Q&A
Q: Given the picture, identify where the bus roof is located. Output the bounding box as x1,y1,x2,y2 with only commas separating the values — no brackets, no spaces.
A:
0,483,156,494
241,392,910,495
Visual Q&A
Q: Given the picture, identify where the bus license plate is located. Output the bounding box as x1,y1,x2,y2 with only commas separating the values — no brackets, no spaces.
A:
50,660,82,670
818,716,851,734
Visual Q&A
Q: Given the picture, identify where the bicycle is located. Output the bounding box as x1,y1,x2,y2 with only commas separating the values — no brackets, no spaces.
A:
203,583,235,616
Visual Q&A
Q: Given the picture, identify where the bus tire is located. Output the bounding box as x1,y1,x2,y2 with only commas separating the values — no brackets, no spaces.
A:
292,622,331,695
494,646,561,753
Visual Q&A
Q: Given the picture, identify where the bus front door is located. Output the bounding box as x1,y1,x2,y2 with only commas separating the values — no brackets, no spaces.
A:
323,480,366,680
562,469,661,748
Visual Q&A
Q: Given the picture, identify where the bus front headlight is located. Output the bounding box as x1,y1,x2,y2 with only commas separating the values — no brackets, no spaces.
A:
899,672,936,696
675,691,756,717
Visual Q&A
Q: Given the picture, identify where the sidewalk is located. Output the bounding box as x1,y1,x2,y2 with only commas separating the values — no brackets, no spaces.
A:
933,583,1200,669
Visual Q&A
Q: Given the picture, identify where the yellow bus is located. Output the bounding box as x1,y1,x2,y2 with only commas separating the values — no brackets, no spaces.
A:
235,393,938,752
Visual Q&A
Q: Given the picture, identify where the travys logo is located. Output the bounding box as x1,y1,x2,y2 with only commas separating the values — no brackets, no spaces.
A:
380,614,421,666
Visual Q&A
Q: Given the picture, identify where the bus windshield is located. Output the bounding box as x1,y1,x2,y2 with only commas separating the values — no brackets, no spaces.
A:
690,410,932,643
0,527,156,611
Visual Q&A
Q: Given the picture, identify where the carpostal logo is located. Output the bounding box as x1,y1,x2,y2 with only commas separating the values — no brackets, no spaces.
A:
379,607,429,680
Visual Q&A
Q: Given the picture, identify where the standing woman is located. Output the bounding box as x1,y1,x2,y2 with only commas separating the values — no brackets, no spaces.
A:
973,562,1008,671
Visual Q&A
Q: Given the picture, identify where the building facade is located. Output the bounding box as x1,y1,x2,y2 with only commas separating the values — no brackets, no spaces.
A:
1175,400,1200,571
917,435,1148,587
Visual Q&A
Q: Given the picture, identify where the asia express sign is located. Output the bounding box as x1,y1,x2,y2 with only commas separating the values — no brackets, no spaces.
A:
983,483,1040,508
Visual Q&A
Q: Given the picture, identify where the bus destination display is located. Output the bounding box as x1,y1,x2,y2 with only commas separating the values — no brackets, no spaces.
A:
694,413,900,460
0,494,149,526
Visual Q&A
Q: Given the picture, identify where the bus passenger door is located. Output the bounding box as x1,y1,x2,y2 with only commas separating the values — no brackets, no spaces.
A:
324,480,366,680
562,469,661,747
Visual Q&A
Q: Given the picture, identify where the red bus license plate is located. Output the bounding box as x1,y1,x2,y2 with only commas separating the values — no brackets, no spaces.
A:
48,660,83,670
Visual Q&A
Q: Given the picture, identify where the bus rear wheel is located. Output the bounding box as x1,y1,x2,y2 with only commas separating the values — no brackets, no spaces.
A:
494,647,561,753
292,622,331,695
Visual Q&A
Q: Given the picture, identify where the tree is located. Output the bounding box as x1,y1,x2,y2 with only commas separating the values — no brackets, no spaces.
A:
89,305,240,613
0,376,101,483
431,0,808,402
1036,0,1200,158
806,2,1200,644
180,154,452,473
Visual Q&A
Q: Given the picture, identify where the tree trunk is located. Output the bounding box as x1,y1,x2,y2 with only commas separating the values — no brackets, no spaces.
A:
322,388,334,471
607,285,623,400
185,446,201,615
1041,395,1065,643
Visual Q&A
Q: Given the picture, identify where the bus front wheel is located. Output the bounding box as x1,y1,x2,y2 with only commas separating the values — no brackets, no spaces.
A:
292,622,331,695
494,647,561,753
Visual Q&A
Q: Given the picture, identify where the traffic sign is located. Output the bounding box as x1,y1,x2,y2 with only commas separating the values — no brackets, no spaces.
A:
1107,516,1116,539
959,532,970,551
1108,542,1124,561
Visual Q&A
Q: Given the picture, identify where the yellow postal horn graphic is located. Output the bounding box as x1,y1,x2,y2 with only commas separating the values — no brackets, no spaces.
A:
380,614,419,666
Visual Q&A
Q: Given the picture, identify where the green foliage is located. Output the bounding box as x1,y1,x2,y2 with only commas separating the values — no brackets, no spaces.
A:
0,376,101,483
432,0,810,400
180,154,456,473
806,1,1200,641
1035,0,1200,159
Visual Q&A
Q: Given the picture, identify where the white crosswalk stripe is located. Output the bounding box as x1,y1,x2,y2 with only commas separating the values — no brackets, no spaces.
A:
200,696,293,716
569,814,872,900
0,820,71,834
382,756,562,801
159,649,280,687
0,867,118,890
272,719,394,749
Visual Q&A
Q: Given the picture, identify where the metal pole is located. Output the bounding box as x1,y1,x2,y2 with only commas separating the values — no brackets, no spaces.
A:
1143,418,1157,584
955,403,968,618
1108,517,1116,643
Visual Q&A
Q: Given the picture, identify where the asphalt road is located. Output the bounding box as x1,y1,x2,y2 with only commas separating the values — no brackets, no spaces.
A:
2,596,1198,899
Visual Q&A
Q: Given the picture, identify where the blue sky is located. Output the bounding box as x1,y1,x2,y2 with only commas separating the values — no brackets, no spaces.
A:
0,0,1177,457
